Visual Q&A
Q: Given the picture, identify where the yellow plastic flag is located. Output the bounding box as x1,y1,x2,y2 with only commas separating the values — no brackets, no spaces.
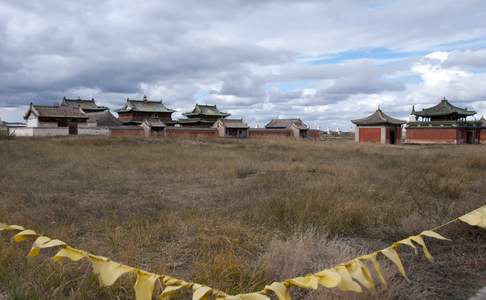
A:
264,282,291,300
13,230,38,243
459,207,486,229
225,293,270,300
360,253,387,288
162,276,186,286
159,276,192,299
160,285,184,299
346,260,375,291
40,239,66,248
420,230,450,241
52,246,86,262
28,236,57,257
335,265,362,293
193,285,212,300
286,274,319,289
410,235,433,261
89,257,134,287
380,248,409,281
135,272,159,300
314,269,341,288
397,238,418,255
0,224,24,231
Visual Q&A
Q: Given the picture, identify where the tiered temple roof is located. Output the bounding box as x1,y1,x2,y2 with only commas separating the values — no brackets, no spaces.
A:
412,98,476,119
352,109,406,126
118,96,175,113
178,104,230,126
61,97,108,112
182,104,230,118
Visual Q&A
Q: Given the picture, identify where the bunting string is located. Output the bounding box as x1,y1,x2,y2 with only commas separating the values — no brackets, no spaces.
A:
0,205,485,300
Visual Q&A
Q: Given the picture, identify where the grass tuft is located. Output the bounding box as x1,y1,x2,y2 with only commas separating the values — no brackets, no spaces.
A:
0,138,485,299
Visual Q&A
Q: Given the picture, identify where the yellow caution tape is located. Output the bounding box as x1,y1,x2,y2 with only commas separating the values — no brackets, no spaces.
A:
0,205,484,300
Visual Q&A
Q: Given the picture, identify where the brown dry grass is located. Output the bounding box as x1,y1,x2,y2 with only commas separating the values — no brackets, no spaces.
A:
0,136,485,299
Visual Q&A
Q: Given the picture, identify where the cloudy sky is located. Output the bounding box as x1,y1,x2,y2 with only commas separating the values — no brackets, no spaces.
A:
1,0,486,129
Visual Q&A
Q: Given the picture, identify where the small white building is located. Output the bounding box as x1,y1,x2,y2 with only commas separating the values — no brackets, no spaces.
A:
18,103,88,136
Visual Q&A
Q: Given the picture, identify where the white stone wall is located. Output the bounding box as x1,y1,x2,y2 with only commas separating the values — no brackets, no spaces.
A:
33,128,68,136
78,127,110,136
26,115,58,127
10,127,33,136
80,121,98,128
26,115,38,127
380,126,386,144
12,127,68,136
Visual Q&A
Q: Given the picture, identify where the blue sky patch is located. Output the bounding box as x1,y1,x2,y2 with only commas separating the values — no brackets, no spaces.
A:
303,48,426,64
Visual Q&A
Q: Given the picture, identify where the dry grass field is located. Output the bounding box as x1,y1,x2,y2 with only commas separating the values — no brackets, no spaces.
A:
0,136,485,299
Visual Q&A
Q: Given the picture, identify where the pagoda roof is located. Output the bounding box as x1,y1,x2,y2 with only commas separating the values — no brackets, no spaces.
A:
351,109,405,126
265,118,308,129
61,97,108,112
182,104,230,117
24,104,88,120
413,98,476,117
117,96,175,113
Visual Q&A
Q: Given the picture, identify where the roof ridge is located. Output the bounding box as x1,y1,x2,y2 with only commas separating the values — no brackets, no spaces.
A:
352,109,405,125
64,98,95,101
197,104,217,107
128,99,162,103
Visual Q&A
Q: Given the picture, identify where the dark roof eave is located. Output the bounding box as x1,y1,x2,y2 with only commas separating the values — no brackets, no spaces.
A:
38,115,89,119
413,99,477,117
177,119,215,124
414,111,476,117
352,121,404,126
118,109,175,113
182,112,230,117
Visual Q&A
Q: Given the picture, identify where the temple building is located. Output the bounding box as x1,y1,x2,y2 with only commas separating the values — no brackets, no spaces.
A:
406,98,482,144
61,97,108,113
117,96,176,125
265,118,309,138
24,103,88,134
352,109,405,144
178,104,230,127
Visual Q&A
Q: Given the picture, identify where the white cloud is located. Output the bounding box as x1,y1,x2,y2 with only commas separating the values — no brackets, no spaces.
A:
424,51,450,62
0,106,28,122
1,1,486,129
